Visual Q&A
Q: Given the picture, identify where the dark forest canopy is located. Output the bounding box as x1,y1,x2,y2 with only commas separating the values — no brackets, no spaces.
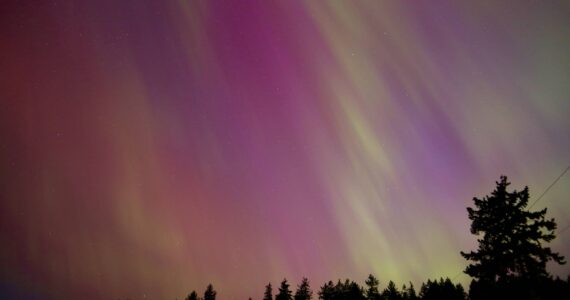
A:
184,274,569,300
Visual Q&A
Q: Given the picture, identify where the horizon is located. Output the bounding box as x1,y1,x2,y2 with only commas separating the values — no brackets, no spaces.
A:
1,1,569,299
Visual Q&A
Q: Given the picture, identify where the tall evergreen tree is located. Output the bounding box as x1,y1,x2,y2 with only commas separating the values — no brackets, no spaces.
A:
204,284,216,300
318,281,335,300
381,281,402,300
402,282,418,300
186,291,198,300
294,277,313,300
264,283,273,300
347,281,365,300
364,274,382,300
461,176,565,282
276,279,293,300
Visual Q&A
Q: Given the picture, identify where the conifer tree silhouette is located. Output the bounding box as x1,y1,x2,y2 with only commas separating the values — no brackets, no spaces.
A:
331,279,365,300
294,277,313,300
345,280,365,300
186,290,198,300
381,281,402,300
264,283,273,300
364,274,382,300
419,278,465,300
402,282,418,300
318,281,335,300
276,279,293,300
461,176,565,282
204,284,216,300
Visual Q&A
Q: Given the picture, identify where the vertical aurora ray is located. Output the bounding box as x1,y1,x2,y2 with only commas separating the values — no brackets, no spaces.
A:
0,1,569,299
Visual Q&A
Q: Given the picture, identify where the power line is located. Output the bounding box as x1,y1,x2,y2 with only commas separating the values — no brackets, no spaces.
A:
529,165,570,210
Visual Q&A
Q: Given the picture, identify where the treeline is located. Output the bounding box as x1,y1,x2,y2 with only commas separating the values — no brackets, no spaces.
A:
184,274,570,300
180,176,570,300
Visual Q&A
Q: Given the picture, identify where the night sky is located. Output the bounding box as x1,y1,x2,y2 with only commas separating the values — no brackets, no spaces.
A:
1,1,569,299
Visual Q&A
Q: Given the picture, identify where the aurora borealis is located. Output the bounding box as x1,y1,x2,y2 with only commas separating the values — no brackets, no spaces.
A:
1,0,569,299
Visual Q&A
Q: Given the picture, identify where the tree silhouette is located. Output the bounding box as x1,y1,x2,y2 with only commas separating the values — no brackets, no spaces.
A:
186,291,198,300
318,281,335,300
294,277,313,300
177,273,570,300
204,284,216,300
331,279,365,300
461,176,565,283
345,280,366,300
276,279,293,300
264,283,273,300
381,281,402,300
317,279,365,300
401,283,418,300
364,274,382,300
419,278,465,300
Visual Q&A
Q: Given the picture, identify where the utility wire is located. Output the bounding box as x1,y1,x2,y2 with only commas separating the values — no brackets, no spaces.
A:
529,165,570,210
